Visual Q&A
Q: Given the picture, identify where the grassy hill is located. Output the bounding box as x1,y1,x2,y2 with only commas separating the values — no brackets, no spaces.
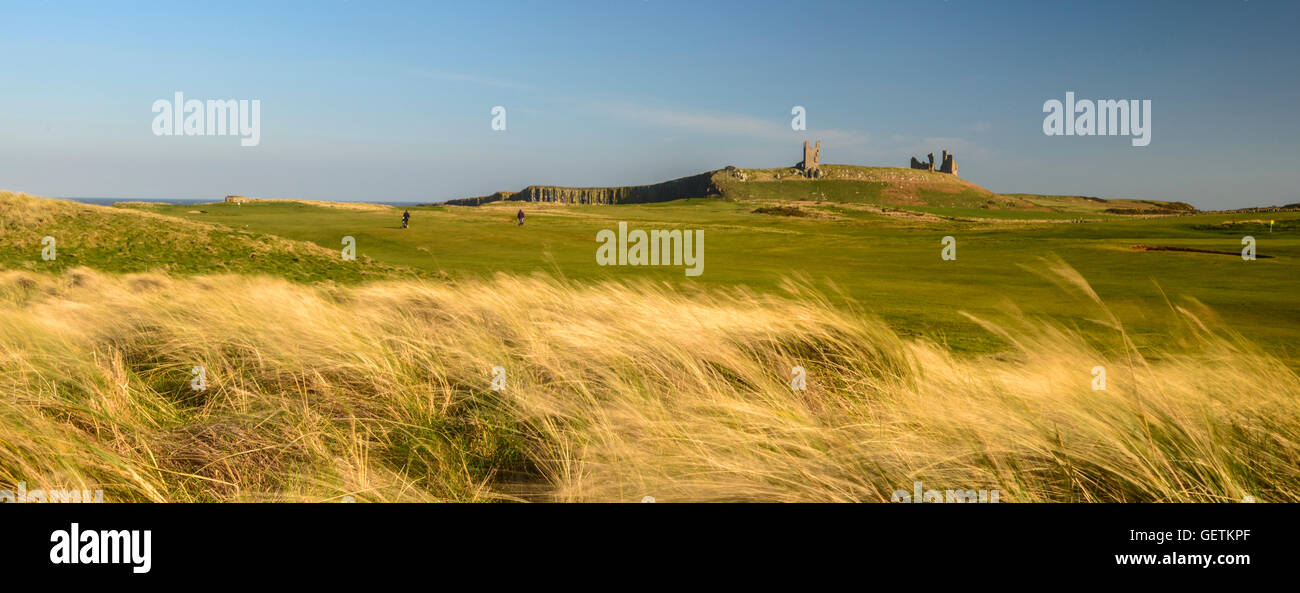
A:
0,191,421,282
442,165,1006,208
1005,193,1198,215
442,164,1199,218
714,164,1013,208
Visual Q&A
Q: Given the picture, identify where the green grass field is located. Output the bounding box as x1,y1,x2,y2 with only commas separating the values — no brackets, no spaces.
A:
4,182,1299,502
96,190,1300,363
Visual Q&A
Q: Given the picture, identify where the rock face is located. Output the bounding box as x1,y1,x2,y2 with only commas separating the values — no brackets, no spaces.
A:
447,141,838,207
443,172,721,207
224,195,248,203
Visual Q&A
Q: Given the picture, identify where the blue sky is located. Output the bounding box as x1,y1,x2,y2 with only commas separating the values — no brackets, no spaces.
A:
1,0,1297,208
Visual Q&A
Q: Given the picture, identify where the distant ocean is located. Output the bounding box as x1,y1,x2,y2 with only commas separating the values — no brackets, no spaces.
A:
58,197,424,207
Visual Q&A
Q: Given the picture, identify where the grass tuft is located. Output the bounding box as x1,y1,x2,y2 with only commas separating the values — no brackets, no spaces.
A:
2,266,1296,502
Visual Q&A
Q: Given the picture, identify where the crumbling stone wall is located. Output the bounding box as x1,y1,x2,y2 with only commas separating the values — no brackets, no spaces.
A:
910,150,957,176
909,154,935,172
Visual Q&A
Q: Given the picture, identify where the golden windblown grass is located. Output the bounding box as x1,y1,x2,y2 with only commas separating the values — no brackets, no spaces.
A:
1,265,1297,502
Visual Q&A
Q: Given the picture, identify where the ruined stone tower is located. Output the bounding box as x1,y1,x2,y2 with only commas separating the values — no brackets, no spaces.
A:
909,150,957,176
799,140,821,177
939,150,957,176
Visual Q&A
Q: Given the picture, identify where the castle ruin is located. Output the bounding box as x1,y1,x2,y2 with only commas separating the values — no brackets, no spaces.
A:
909,150,957,176
797,140,822,178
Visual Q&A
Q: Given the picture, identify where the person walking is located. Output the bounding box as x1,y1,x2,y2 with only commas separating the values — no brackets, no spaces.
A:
401,209,410,229
517,209,525,226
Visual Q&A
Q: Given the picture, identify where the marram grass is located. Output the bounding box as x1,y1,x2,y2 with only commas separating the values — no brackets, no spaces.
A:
1,266,1296,502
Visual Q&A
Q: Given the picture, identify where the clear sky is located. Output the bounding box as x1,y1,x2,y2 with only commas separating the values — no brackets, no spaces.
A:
1,0,1297,208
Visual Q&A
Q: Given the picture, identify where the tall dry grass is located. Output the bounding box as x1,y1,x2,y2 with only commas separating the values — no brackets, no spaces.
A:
1,265,1297,502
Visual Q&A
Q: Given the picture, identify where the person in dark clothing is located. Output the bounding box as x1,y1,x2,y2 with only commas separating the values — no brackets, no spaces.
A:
517,209,525,226
401,210,410,229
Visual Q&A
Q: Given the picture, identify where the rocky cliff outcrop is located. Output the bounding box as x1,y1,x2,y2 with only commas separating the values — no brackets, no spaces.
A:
443,172,720,207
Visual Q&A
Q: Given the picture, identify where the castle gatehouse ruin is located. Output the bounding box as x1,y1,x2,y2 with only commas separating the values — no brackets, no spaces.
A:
909,150,957,176
796,140,822,178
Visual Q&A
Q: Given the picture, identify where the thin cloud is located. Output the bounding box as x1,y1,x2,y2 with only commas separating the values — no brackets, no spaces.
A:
406,68,532,90
595,101,868,147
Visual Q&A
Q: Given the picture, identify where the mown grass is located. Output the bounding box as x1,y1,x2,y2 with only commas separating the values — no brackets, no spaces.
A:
2,265,1296,502
901,205,1099,220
